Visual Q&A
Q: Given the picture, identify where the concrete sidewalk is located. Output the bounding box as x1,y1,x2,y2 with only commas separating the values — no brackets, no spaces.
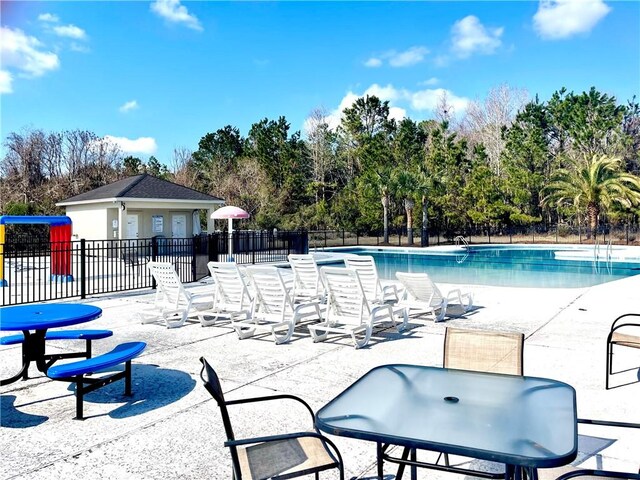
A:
1,274,639,479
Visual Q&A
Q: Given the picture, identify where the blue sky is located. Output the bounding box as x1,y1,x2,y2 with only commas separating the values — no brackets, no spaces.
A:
2,1,639,165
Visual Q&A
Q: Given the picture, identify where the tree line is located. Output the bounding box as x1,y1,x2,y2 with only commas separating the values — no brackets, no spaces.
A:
2,85,640,243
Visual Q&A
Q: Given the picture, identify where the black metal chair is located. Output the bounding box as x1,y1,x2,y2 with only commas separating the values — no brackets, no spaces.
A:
606,314,640,389
390,327,525,480
539,419,640,480
199,357,344,480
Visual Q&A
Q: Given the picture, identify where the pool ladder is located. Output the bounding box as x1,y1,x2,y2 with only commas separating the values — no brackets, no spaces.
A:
593,240,613,274
454,236,470,264
454,236,470,250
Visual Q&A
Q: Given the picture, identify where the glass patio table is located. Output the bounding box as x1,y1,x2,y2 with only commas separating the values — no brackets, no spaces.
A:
316,364,578,480
0,303,102,386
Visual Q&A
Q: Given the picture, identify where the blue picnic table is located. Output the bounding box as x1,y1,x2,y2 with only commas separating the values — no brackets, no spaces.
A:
0,303,103,386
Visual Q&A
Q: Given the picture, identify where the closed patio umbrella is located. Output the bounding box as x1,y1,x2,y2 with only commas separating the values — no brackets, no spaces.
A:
210,206,250,259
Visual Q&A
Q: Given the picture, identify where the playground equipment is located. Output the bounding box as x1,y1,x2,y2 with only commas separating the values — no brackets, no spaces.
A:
0,216,74,286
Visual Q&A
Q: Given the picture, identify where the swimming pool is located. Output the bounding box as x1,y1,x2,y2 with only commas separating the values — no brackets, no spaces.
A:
321,245,640,288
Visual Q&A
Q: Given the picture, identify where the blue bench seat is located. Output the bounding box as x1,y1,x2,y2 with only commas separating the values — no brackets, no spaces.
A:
47,341,146,420
1,330,114,378
0,329,113,346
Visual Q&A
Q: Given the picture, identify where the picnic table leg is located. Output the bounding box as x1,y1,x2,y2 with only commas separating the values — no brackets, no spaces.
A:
76,377,84,420
125,360,132,396
0,330,47,386
395,446,411,480
410,447,417,480
376,442,384,479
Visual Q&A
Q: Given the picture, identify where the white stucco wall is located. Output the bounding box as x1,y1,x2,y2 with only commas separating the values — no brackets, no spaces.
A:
66,205,109,240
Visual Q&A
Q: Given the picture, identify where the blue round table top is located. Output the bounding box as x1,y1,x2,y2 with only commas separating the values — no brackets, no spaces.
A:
0,304,102,331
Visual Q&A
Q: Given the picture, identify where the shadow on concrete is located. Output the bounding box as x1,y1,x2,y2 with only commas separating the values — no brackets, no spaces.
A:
64,363,196,419
1,395,49,428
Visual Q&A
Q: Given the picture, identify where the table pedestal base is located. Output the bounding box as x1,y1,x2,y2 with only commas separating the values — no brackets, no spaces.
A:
1,330,91,386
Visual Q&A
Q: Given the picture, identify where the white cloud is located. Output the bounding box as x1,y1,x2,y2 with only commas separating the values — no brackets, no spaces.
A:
364,57,382,68
104,136,157,155
451,15,503,58
151,0,203,31
363,83,405,103
533,0,611,40
410,88,470,113
0,70,13,94
420,77,439,86
119,100,139,113
389,106,407,122
0,26,60,77
318,83,469,131
38,13,59,23
53,24,87,40
388,46,430,67
364,46,429,68
70,42,90,53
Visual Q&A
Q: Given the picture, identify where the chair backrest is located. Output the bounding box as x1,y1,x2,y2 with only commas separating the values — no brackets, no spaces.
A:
199,357,236,444
395,272,443,307
207,262,252,310
245,266,294,321
320,267,369,325
288,254,323,300
344,255,382,303
443,327,524,375
147,261,187,307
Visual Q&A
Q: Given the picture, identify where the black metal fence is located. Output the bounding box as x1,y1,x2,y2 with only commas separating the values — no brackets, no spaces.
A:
1,231,307,306
308,224,640,249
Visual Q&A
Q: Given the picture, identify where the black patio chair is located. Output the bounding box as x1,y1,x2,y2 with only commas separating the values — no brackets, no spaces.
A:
391,327,525,480
539,419,640,480
606,313,640,389
199,357,344,480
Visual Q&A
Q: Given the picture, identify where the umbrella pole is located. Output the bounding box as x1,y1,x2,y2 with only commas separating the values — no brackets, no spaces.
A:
228,218,234,261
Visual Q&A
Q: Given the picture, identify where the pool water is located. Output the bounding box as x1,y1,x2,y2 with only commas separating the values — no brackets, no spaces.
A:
325,245,640,288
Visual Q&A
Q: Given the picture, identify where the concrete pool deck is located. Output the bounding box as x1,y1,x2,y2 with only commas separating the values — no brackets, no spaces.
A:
1,273,639,479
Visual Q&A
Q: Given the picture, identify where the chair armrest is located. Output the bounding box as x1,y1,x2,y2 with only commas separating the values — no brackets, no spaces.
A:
381,284,399,303
226,394,316,423
555,469,640,479
578,418,640,429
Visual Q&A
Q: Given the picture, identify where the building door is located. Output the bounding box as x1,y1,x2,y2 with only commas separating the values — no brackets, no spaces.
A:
172,214,186,239
126,214,139,239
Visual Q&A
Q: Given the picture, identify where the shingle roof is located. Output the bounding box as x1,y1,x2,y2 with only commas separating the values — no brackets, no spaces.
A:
58,174,223,204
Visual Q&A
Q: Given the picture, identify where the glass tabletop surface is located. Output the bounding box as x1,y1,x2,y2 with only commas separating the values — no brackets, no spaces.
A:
0,304,103,331
316,364,577,468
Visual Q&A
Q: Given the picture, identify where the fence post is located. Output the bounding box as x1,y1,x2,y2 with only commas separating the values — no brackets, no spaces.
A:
151,236,158,289
357,231,360,246
342,229,345,246
80,239,86,299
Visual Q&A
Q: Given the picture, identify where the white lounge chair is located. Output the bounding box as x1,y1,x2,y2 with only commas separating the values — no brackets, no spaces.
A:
288,254,325,302
308,267,407,349
395,271,473,322
343,255,398,304
232,266,323,344
206,262,253,326
143,261,213,328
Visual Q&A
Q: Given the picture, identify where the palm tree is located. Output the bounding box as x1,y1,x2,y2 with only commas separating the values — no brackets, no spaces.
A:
542,154,640,237
393,169,419,245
